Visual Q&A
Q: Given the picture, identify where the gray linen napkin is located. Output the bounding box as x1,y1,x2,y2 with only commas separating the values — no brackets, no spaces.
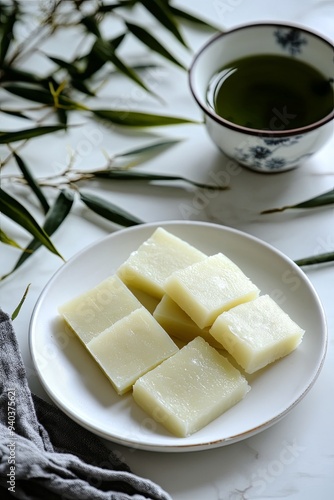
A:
0,309,172,500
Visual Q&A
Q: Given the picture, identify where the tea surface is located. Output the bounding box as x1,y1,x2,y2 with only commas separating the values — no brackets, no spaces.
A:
207,54,333,130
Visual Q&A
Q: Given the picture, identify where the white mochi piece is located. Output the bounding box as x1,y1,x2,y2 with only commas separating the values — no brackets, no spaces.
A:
153,294,223,349
117,227,207,298
133,337,250,437
210,294,305,373
164,253,260,329
58,275,141,344
87,307,178,395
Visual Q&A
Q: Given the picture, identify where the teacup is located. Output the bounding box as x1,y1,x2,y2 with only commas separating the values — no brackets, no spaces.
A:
189,23,334,173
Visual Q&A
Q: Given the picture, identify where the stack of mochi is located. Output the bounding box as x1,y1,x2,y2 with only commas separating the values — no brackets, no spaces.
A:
59,227,304,437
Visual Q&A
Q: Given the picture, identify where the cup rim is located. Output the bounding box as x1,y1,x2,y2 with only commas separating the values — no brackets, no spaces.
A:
188,21,334,137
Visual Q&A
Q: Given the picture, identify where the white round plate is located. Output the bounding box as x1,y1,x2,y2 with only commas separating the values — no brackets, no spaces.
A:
29,221,327,452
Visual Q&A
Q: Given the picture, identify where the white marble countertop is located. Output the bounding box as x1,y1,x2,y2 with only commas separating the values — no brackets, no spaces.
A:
1,1,333,498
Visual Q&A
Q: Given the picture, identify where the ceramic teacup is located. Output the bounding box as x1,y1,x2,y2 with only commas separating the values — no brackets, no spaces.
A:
189,23,334,173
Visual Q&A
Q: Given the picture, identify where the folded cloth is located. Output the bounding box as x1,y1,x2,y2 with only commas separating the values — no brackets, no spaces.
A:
0,309,172,500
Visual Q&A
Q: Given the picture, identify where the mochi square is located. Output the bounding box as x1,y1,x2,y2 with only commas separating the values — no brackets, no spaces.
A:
164,253,260,329
117,227,207,298
133,337,250,437
153,294,222,349
58,275,141,344
87,307,178,395
210,294,305,374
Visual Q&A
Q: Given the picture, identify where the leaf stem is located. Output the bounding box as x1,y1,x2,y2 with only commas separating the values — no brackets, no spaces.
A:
295,251,334,267
261,205,294,214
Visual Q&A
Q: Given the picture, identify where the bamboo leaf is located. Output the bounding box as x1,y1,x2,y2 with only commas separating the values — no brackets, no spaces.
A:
80,15,101,38
0,109,31,120
261,189,334,214
92,108,199,126
169,5,220,30
291,189,334,209
47,55,80,77
0,65,44,84
140,0,188,48
0,3,17,66
7,189,74,274
0,228,23,250
114,138,181,159
295,251,334,267
79,190,143,227
3,83,80,109
70,79,95,96
107,63,159,77
104,138,181,169
125,22,185,69
108,33,126,51
11,284,31,320
91,169,227,190
56,107,68,126
92,38,152,93
3,83,56,105
42,189,75,235
93,170,180,180
0,125,67,143
13,152,50,214
0,188,63,260
80,34,126,79
48,55,75,72
97,1,135,13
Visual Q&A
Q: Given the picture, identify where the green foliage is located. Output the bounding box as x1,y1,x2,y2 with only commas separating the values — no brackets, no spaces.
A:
261,189,334,214
79,190,143,226
295,251,334,267
0,125,68,143
0,0,220,283
2,190,74,280
262,189,334,266
0,188,64,261
11,284,31,320
1,0,332,291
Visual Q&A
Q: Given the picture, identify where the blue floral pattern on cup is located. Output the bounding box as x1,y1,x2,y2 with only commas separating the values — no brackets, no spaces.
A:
233,135,314,171
274,28,307,55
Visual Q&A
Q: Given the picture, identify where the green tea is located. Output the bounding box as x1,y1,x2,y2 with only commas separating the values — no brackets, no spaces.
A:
206,54,333,130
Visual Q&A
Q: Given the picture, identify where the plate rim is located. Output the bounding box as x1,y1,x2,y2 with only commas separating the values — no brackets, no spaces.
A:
29,220,328,452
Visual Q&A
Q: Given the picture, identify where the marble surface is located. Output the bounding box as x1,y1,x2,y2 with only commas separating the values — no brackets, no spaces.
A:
1,1,333,498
